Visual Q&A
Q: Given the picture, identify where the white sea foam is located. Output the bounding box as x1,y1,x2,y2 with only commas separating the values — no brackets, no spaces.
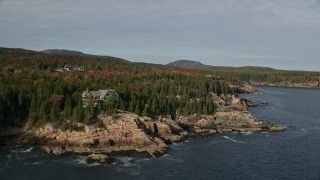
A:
24,161,43,166
117,156,136,167
10,147,34,153
71,158,86,165
66,156,94,166
241,132,252,136
222,136,246,143
22,147,34,152
135,157,151,163
32,161,42,165
161,155,184,163
118,156,134,164
171,142,186,147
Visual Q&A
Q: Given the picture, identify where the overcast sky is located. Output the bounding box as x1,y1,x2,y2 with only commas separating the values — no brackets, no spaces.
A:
0,0,319,70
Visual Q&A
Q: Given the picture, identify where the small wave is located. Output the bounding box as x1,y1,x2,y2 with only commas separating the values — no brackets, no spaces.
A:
10,147,34,153
159,153,171,159
222,136,246,143
66,156,92,166
73,158,86,165
23,147,34,152
159,153,175,161
24,161,43,166
135,158,151,163
301,129,307,133
118,156,134,164
117,156,137,167
171,142,186,147
160,155,184,163
241,132,252,136
32,161,42,165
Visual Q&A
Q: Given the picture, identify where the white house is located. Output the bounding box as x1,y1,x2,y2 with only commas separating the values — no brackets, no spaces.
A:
82,89,119,107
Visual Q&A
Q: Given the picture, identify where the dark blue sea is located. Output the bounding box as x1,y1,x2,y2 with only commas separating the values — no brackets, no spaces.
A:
1,86,320,180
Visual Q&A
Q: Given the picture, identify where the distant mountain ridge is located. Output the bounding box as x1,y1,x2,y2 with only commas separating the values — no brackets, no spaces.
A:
166,60,212,69
40,49,130,64
0,47,299,72
41,49,85,56
166,60,276,72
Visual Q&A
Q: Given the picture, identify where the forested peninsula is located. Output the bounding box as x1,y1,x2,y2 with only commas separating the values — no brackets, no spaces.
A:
4,47,316,163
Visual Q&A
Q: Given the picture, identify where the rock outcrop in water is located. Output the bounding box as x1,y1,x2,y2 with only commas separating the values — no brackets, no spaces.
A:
5,94,284,163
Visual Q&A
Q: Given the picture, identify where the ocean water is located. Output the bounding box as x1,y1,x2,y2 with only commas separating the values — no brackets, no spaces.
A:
1,86,320,180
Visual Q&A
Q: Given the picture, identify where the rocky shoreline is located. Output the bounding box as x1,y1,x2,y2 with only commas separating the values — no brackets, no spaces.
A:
1,94,285,164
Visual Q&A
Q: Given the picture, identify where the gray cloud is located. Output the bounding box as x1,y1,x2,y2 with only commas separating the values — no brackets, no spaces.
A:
0,0,320,70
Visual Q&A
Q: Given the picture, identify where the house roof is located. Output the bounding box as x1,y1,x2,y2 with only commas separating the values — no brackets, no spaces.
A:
90,91,101,98
82,89,119,99
99,90,108,97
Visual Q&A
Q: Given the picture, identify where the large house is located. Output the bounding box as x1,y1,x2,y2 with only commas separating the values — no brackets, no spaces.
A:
82,89,119,107
56,64,85,72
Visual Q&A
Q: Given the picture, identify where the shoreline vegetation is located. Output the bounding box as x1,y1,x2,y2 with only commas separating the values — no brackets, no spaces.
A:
3,47,319,164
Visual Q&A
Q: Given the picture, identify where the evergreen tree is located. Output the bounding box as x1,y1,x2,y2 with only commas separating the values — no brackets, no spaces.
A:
63,96,72,118
28,94,37,125
50,106,59,122
73,101,84,122
134,103,141,115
